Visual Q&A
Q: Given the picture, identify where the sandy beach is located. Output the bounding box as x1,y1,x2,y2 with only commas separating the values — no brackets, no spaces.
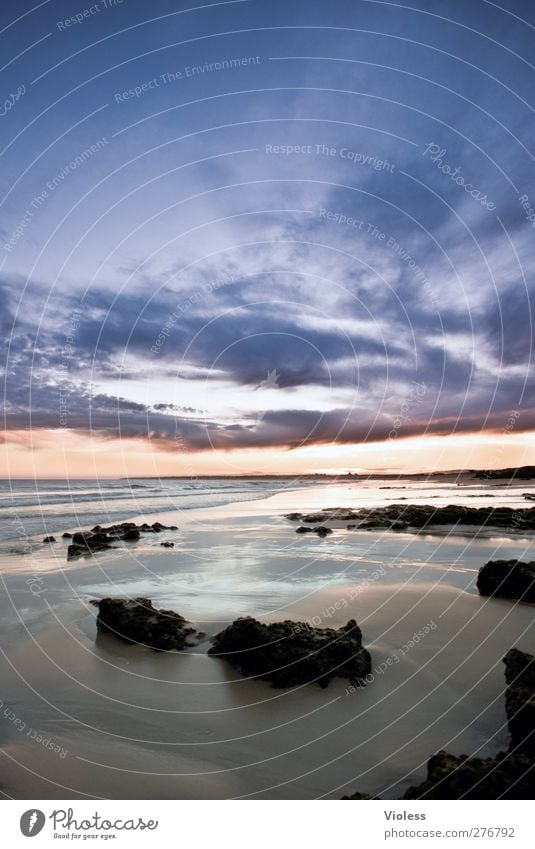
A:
1,479,534,799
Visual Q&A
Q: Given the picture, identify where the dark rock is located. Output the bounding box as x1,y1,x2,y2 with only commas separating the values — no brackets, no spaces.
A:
341,792,375,799
68,540,114,559
301,513,330,524
285,513,303,521
160,541,175,547
208,617,371,689
61,532,73,538
302,504,535,533
119,528,141,541
72,531,92,545
402,750,534,799
345,646,535,799
330,511,359,521
504,648,535,755
42,536,56,543
65,521,178,559
93,597,195,651
477,560,535,603
295,525,332,536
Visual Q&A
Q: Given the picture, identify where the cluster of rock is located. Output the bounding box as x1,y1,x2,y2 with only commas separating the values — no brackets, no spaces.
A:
401,750,534,799
286,504,535,532
295,525,333,537
91,597,197,651
344,648,535,799
90,599,371,690
504,648,535,756
65,521,178,559
477,560,535,604
208,616,371,688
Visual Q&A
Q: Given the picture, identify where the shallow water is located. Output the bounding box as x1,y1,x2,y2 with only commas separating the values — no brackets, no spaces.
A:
0,477,293,542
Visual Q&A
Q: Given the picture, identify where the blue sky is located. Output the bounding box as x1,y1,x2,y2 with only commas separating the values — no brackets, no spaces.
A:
1,0,534,475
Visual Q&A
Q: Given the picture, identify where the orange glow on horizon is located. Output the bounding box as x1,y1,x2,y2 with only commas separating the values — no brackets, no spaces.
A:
1,428,533,478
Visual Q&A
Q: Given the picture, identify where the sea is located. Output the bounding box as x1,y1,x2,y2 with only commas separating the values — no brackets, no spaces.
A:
0,477,292,543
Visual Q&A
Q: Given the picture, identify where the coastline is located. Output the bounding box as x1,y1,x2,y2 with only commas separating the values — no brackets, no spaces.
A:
1,479,534,799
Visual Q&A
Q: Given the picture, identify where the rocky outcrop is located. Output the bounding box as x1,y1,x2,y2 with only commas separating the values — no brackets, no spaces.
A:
295,525,333,537
504,648,535,755
68,532,115,559
286,504,535,532
402,750,534,800
342,791,375,799
208,617,371,689
42,536,56,543
477,561,535,603
344,647,535,799
66,521,178,559
91,597,195,651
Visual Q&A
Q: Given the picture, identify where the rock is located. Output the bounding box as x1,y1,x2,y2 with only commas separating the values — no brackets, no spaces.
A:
68,540,114,559
64,521,178,559
119,528,141,541
477,560,535,603
160,541,174,547
295,525,332,536
61,532,73,538
92,597,195,651
341,792,375,799
402,750,534,799
42,536,56,543
300,504,535,532
285,513,303,521
208,617,371,689
504,648,535,755
301,513,330,524
72,531,89,545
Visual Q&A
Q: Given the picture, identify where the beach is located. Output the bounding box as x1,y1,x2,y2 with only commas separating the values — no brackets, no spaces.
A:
0,477,534,799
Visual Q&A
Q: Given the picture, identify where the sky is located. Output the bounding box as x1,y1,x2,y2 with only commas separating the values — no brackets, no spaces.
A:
1,0,534,477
